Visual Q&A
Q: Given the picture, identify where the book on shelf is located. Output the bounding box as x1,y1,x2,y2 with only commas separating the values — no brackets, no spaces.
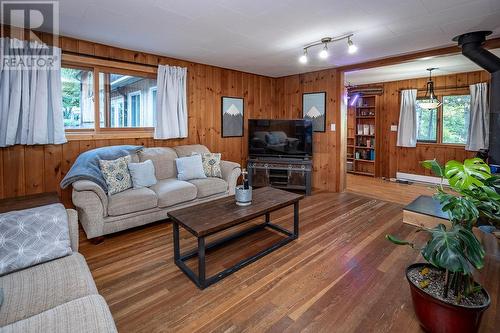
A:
363,124,370,135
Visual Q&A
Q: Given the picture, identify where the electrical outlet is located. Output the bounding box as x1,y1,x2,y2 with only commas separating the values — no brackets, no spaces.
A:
331,123,336,131
390,125,398,132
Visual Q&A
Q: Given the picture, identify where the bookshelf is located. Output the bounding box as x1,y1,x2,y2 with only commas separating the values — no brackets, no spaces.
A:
346,95,377,177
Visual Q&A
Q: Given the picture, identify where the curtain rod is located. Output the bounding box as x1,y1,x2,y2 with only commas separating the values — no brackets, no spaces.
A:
397,84,481,92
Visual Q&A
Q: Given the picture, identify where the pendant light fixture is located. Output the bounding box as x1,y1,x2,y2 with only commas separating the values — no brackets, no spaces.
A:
417,68,441,109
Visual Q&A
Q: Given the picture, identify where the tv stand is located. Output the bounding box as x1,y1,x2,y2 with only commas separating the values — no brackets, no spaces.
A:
247,157,312,195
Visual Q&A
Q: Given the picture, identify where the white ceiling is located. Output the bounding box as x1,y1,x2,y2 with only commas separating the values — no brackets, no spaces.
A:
9,0,500,77
345,48,500,85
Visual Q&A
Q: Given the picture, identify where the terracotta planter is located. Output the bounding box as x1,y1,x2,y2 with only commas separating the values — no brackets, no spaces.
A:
406,263,490,333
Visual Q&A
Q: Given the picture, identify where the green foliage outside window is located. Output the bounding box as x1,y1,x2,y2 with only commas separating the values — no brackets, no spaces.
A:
442,95,470,144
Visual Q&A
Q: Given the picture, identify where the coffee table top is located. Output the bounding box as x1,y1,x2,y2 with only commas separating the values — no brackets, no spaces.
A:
167,187,303,237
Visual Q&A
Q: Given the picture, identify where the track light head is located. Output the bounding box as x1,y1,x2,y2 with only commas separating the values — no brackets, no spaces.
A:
299,49,308,63
319,43,328,59
348,37,357,54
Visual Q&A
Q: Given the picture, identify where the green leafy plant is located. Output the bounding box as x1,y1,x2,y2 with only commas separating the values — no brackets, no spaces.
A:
387,158,500,301
422,158,500,227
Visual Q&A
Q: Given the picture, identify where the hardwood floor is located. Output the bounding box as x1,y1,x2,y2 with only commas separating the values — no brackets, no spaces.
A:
346,174,434,205
79,192,499,333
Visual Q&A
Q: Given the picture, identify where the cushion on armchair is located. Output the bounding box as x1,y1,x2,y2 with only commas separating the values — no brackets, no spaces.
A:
0,204,72,276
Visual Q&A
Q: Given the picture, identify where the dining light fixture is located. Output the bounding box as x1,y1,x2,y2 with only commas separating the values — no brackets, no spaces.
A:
417,68,442,109
298,34,357,64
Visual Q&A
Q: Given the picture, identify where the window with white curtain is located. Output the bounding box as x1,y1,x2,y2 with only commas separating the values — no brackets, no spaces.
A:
416,94,471,145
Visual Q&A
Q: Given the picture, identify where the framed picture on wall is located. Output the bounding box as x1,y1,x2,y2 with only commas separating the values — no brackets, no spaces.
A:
302,92,326,132
221,96,244,137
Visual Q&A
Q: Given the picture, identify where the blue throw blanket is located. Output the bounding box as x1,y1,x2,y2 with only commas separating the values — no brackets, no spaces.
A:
60,145,143,192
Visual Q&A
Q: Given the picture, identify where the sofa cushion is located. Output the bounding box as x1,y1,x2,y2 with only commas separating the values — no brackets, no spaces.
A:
0,203,72,276
173,144,210,157
138,147,178,180
0,295,117,333
107,187,158,216
0,253,97,327
188,178,228,198
150,179,197,207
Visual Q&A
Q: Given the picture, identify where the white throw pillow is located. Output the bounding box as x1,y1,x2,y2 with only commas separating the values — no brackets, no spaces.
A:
128,160,158,189
176,155,207,181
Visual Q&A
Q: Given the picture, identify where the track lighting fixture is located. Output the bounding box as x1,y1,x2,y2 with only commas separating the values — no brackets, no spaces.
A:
298,34,357,64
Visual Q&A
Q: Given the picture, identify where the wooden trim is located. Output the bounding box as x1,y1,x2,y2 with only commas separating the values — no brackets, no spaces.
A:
62,53,157,74
338,37,500,73
65,130,154,141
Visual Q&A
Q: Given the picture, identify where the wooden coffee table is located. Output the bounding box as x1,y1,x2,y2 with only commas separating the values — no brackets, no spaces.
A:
167,187,303,289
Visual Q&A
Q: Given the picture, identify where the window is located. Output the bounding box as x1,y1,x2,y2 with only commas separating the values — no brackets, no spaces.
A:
415,94,471,145
416,103,437,143
110,96,124,127
99,72,157,128
61,67,94,129
442,95,470,144
128,91,141,127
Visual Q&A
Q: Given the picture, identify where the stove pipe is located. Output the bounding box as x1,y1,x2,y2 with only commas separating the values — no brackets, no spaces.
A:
453,31,500,164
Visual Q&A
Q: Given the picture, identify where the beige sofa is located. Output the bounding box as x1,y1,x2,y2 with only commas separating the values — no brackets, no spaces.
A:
0,209,117,333
72,144,241,240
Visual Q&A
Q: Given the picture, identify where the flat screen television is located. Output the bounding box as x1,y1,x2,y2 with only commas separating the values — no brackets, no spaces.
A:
248,119,313,158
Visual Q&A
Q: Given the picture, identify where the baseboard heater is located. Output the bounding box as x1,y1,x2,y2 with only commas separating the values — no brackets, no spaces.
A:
396,172,449,186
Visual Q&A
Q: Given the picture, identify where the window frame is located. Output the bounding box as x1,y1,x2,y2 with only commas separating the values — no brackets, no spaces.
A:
149,86,158,127
62,54,157,140
415,90,470,147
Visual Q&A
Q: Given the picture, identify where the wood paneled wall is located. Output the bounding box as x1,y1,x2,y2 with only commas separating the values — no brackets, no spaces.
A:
357,71,491,178
2,25,488,205
274,69,345,192
0,29,276,206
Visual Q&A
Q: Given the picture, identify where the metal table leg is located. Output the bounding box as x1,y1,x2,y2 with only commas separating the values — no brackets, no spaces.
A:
293,201,299,238
173,222,180,261
198,237,206,288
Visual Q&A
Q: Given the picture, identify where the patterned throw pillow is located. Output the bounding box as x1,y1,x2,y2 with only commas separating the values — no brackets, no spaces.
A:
201,153,222,178
99,155,132,195
0,203,72,276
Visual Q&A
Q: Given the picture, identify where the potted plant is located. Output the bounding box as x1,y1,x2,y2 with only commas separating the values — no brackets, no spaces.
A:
387,158,500,333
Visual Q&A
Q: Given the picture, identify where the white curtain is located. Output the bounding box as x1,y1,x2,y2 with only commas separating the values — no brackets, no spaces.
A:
466,82,489,151
155,65,188,139
0,38,66,147
397,89,418,147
